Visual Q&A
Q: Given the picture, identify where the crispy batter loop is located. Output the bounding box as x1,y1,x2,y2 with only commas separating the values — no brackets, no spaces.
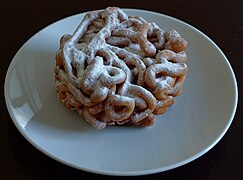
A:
55,7,188,129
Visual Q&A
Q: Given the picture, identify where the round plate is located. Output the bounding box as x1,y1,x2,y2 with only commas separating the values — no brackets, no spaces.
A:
4,9,238,176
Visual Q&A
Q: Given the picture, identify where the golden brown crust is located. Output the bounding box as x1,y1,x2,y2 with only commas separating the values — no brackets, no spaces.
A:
54,7,188,129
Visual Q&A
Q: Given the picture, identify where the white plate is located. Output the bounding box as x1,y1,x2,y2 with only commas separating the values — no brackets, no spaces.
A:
4,9,238,176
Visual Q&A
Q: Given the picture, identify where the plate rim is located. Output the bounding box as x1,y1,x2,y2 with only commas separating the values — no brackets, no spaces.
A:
4,8,238,176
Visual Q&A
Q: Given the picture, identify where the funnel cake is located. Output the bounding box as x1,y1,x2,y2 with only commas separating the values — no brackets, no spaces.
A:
55,7,188,129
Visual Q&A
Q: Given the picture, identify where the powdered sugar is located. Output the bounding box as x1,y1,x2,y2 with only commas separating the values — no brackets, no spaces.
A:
54,7,188,129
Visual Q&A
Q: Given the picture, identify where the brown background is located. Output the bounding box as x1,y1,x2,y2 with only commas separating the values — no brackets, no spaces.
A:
1,0,243,179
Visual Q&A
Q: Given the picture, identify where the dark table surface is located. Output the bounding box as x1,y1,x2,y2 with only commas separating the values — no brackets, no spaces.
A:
1,0,242,179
